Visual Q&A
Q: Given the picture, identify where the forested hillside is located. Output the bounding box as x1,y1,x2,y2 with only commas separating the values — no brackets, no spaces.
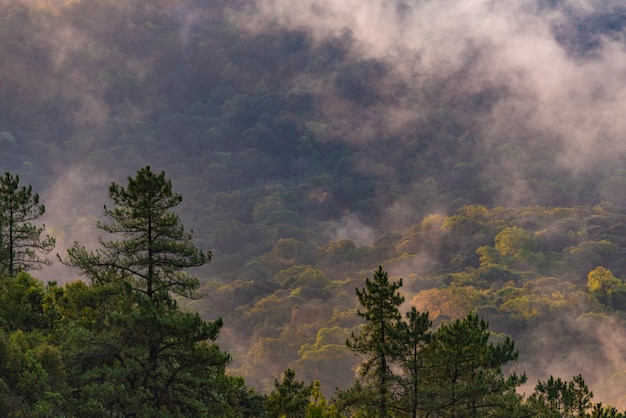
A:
3,0,626,415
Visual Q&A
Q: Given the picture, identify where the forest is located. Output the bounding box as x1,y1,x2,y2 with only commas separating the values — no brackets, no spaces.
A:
3,0,626,416
0,167,624,417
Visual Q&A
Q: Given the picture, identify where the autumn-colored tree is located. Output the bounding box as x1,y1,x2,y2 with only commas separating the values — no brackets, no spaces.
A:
64,166,210,306
587,266,621,303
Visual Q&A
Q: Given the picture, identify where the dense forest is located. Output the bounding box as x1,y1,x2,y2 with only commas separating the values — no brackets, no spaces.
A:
3,0,626,415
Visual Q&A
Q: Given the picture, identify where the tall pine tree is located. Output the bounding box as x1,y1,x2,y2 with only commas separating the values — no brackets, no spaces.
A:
61,167,232,416
0,172,55,276
397,307,431,418
346,266,404,418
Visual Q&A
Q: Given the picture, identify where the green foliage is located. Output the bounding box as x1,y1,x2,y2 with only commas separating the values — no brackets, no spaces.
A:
587,266,621,303
305,381,344,418
525,374,606,417
52,167,247,416
64,295,232,416
341,269,532,417
265,369,312,418
43,280,112,329
296,327,356,391
494,226,537,257
0,329,67,416
396,308,431,418
5,0,626,414
0,271,47,331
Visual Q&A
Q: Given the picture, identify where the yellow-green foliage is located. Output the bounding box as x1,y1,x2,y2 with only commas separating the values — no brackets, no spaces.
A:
587,266,621,299
495,226,537,256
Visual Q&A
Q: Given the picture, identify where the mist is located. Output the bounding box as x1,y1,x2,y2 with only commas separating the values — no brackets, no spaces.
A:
3,0,626,407
234,0,626,175
226,0,626,400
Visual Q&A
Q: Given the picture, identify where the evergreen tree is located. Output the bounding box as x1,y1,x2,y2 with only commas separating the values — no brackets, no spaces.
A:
305,381,345,418
61,167,232,416
265,368,312,418
522,374,625,417
419,313,526,417
64,166,210,306
0,172,55,276
397,308,431,418
346,266,405,418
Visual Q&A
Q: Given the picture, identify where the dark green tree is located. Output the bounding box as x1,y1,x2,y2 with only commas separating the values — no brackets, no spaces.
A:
62,295,231,417
64,166,210,306
346,266,405,418
61,167,233,416
523,374,623,417
397,308,431,418
0,172,55,276
265,368,312,418
419,313,526,417
305,380,344,418
0,271,48,331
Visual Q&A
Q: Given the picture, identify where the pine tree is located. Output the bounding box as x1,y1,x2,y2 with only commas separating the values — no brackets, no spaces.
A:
61,167,232,415
346,266,405,418
523,374,623,417
397,307,431,418
64,166,210,305
265,369,312,418
419,313,526,417
0,172,55,276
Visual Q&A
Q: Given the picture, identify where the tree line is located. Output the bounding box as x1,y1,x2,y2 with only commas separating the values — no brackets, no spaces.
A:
0,167,623,417
332,267,624,418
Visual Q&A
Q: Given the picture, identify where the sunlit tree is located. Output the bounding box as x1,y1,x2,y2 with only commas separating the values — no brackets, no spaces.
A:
587,266,621,303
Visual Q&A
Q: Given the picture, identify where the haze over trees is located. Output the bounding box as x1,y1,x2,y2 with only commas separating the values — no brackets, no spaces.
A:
3,0,626,415
0,170,625,416
0,172,55,276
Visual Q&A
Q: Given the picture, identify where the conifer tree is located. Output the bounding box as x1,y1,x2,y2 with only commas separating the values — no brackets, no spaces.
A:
64,166,210,305
265,368,312,418
0,172,55,276
61,167,232,415
419,313,526,417
398,307,431,418
347,266,405,418
523,374,621,417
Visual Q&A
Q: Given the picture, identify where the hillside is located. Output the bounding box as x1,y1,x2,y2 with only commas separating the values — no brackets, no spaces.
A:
3,0,626,409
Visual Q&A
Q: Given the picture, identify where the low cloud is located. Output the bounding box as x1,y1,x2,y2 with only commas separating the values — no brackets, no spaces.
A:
330,213,377,246
234,0,626,175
